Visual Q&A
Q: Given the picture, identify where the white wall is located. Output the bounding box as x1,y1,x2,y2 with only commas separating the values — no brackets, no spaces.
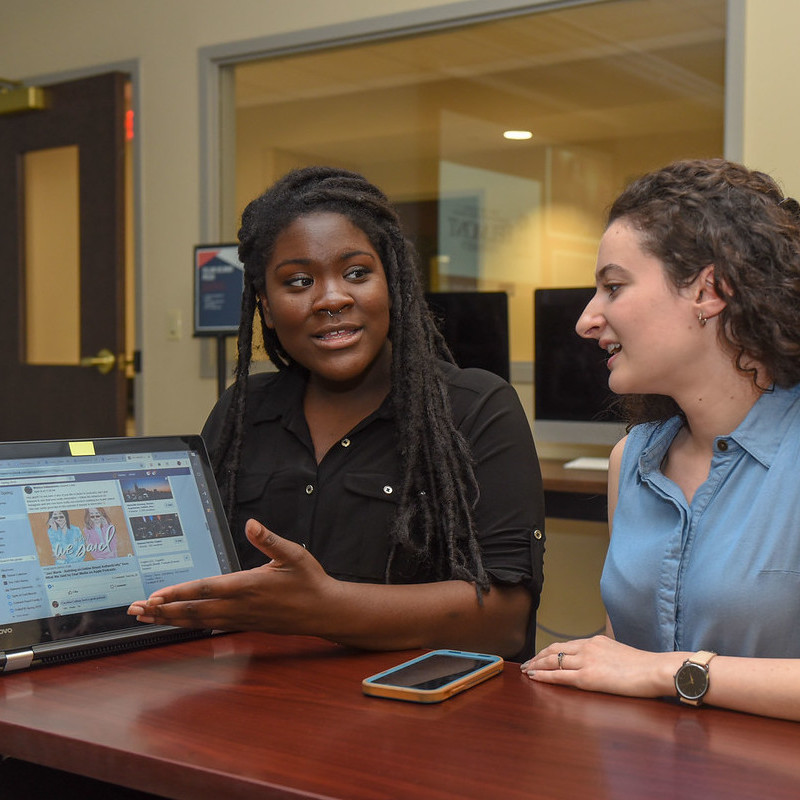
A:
1,0,798,435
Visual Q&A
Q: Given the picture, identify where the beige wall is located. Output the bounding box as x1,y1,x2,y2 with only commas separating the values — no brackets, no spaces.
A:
739,0,800,195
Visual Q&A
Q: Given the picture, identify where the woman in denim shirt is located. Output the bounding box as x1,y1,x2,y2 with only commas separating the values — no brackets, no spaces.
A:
524,159,800,721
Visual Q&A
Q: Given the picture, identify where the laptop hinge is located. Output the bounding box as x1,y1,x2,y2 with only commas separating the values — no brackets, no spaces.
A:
3,649,34,672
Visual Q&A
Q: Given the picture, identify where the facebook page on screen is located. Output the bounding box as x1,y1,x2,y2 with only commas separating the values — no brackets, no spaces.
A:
0,450,226,625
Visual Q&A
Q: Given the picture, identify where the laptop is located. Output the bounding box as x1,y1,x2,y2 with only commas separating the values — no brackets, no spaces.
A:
0,435,240,672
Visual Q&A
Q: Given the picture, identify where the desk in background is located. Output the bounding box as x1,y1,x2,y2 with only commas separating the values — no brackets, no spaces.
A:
537,458,609,645
540,458,608,521
0,632,798,799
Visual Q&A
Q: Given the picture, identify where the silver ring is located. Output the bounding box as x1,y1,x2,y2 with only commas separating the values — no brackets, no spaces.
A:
557,651,565,670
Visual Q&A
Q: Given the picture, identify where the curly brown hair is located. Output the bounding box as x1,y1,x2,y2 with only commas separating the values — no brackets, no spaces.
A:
607,158,800,424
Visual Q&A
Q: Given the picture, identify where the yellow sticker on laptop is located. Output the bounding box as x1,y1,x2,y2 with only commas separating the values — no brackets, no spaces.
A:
69,441,96,456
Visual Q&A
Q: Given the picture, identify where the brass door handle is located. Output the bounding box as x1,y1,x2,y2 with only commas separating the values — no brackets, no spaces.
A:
79,348,117,375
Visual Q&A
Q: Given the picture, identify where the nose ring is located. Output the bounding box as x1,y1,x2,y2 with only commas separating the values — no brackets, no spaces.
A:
325,308,343,318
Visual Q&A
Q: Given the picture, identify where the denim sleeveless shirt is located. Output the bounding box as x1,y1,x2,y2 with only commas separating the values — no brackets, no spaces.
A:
601,383,800,657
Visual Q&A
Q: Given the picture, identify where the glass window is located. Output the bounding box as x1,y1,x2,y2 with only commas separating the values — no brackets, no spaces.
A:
231,0,724,366
23,146,81,365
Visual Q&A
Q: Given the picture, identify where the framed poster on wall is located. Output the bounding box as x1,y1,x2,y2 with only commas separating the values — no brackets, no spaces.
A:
193,244,244,336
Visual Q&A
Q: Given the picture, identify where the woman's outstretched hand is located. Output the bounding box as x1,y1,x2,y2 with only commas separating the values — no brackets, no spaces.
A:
127,519,337,634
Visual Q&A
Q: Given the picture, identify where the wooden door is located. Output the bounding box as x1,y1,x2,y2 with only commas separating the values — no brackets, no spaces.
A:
0,72,127,441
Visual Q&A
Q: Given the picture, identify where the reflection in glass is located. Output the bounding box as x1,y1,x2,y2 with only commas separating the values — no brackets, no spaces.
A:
23,145,81,365
231,0,725,364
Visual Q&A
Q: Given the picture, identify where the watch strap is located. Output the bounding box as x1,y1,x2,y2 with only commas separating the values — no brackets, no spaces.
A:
691,650,717,668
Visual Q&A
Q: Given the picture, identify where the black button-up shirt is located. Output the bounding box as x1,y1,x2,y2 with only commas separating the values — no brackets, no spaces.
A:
202,361,544,603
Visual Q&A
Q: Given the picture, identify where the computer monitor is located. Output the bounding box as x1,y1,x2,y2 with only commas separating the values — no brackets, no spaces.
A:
533,287,625,447
424,292,510,381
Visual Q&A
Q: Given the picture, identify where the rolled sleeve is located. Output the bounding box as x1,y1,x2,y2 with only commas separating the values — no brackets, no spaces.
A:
446,365,545,599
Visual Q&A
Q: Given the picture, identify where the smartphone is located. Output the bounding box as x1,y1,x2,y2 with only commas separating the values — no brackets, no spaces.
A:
362,649,503,703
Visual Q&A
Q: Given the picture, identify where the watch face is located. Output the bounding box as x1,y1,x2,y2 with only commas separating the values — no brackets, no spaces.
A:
675,662,709,700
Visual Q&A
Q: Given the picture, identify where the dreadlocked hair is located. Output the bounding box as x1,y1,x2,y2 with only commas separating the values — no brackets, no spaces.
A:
607,158,800,427
211,166,489,595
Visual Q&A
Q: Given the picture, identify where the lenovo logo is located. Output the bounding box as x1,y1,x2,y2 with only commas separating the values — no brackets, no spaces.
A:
0,628,12,635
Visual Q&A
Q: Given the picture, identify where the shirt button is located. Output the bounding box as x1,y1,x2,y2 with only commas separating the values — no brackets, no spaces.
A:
717,439,729,452
341,438,351,448
305,484,314,495
533,529,543,540
383,485,393,495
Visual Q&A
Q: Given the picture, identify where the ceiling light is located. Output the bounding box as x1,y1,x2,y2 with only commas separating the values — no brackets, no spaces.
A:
503,130,532,141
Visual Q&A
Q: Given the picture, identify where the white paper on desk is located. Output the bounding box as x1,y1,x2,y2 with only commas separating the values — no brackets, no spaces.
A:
563,457,610,471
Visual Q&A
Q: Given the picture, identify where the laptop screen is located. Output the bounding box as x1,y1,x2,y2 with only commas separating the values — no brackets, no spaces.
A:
0,435,239,658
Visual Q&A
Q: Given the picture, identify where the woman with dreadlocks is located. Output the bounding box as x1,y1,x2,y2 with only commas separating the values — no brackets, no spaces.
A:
129,166,544,660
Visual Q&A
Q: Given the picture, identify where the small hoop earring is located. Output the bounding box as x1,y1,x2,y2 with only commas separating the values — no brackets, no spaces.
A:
698,313,707,327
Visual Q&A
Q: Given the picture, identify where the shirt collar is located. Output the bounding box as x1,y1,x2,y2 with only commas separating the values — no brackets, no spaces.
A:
728,383,800,468
251,367,306,423
638,416,683,477
250,365,395,425
639,383,800,475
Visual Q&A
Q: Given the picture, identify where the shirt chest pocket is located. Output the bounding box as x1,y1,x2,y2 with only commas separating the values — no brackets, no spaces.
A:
236,469,312,542
344,473,400,504
321,472,400,582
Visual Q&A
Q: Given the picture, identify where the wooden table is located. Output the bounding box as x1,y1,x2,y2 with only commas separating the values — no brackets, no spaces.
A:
1,632,798,799
540,458,608,521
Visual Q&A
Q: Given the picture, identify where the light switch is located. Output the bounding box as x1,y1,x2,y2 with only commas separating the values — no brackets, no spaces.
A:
168,309,182,340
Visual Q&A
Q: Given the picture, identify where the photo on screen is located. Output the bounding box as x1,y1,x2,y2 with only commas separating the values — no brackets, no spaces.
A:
30,506,134,567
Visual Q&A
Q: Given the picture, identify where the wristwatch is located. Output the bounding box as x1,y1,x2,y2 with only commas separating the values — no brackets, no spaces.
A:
674,650,717,706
